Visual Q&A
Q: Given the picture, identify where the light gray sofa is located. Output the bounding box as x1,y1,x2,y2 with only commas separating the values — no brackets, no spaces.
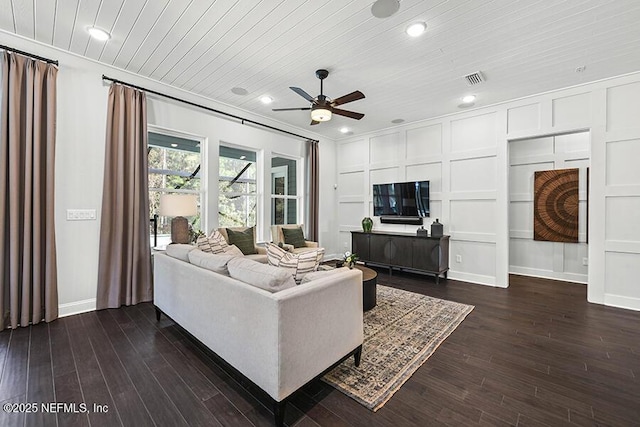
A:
153,247,364,426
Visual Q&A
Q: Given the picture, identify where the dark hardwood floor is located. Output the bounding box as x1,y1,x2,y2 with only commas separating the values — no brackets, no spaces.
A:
1,272,639,426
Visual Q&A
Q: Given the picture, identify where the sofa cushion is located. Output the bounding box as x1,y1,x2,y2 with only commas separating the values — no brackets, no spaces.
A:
282,227,306,248
165,243,196,262
266,243,324,284
300,266,349,284
227,257,296,293
222,244,245,257
188,249,235,275
226,227,258,255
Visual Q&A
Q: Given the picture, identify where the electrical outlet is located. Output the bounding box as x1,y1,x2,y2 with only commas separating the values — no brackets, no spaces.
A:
456,254,462,263
582,257,588,266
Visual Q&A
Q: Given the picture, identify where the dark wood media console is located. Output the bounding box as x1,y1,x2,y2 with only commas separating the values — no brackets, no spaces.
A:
351,231,449,284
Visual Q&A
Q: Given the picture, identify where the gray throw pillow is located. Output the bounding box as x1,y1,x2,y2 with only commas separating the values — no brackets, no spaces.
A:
226,227,257,255
282,227,306,248
188,249,235,275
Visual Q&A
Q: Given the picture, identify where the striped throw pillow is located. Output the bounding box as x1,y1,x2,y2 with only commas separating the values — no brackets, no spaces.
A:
267,243,324,284
196,236,224,254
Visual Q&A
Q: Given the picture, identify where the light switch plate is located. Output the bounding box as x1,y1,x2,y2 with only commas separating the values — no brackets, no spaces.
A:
66,209,96,221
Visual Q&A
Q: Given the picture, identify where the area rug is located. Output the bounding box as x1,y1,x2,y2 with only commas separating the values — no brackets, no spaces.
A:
323,285,474,411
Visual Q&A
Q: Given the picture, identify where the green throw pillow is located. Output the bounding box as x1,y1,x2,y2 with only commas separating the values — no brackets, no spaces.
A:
226,227,257,255
282,227,306,248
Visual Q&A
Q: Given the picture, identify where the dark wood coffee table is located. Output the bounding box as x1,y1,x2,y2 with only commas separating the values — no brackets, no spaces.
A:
353,265,377,311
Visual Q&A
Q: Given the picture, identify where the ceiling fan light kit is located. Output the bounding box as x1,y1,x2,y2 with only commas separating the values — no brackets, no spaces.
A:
311,107,332,122
273,69,365,125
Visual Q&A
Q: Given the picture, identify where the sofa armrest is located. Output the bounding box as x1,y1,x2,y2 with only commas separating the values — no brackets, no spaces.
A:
304,241,319,248
255,245,267,255
273,269,363,400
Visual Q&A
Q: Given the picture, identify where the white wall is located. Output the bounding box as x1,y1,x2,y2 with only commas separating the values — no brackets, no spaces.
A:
508,132,589,283
0,31,336,317
336,72,640,311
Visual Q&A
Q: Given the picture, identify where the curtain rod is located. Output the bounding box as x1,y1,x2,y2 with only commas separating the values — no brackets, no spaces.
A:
0,44,59,66
102,75,319,143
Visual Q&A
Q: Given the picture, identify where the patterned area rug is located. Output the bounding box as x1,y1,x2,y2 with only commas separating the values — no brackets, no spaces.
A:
323,285,474,411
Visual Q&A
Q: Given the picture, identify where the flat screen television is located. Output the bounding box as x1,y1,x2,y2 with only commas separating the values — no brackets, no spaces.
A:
373,180,430,217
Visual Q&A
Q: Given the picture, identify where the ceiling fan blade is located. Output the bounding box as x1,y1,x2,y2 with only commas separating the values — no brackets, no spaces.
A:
332,90,365,106
331,107,364,120
290,87,315,102
310,120,320,125
272,107,311,111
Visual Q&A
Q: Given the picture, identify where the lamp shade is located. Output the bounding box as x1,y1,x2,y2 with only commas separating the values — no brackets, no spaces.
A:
311,107,332,122
159,194,197,217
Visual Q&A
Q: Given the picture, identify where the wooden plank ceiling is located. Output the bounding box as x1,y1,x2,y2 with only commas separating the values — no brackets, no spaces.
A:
1,0,640,139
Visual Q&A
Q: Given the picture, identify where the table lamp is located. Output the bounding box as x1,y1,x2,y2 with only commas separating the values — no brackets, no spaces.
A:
159,194,197,244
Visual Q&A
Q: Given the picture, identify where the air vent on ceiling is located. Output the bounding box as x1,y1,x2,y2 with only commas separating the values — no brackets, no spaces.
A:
464,71,485,86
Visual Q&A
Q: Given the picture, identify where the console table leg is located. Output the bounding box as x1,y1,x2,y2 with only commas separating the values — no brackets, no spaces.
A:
155,307,161,321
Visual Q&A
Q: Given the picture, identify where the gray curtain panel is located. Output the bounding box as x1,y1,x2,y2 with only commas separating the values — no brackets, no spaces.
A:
97,84,152,309
306,140,319,242
0,51,59,329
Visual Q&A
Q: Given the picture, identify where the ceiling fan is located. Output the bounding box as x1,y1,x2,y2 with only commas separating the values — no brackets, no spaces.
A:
273,69,365,125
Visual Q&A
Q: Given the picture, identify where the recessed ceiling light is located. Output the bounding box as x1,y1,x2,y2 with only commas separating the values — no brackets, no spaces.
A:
170,143,178,148
391,118,405,124
231,87,248,96
260,96,273,104
371,0,400,18
340,127,350,134
87,27,111,41
239,155,246,160
406,22,427,37
462,95,476,104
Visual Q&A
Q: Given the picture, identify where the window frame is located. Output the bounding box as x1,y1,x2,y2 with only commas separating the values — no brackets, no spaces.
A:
270,153,303,226
148,125,206,247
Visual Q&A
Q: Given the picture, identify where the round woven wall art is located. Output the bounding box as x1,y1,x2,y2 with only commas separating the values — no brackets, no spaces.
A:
533,168,579,243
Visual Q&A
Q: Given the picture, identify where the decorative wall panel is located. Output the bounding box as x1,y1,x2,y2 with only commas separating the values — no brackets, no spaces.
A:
534,168,579,242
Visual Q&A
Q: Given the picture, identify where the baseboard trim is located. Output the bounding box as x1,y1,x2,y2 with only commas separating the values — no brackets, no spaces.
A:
448,271,498,287
509,266,587,284
604,293,640,312
59,298,96,317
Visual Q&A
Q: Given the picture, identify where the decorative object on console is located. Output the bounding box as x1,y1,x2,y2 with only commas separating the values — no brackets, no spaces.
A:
159,194,197,244
430,218,443,237
416,226,428,237
534,168,579,243
323,285,473,411
362,217,373,233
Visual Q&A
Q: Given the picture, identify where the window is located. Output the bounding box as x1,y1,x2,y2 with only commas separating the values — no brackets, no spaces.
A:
271,156,300,225
219,146,257,227
148,131,202,247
